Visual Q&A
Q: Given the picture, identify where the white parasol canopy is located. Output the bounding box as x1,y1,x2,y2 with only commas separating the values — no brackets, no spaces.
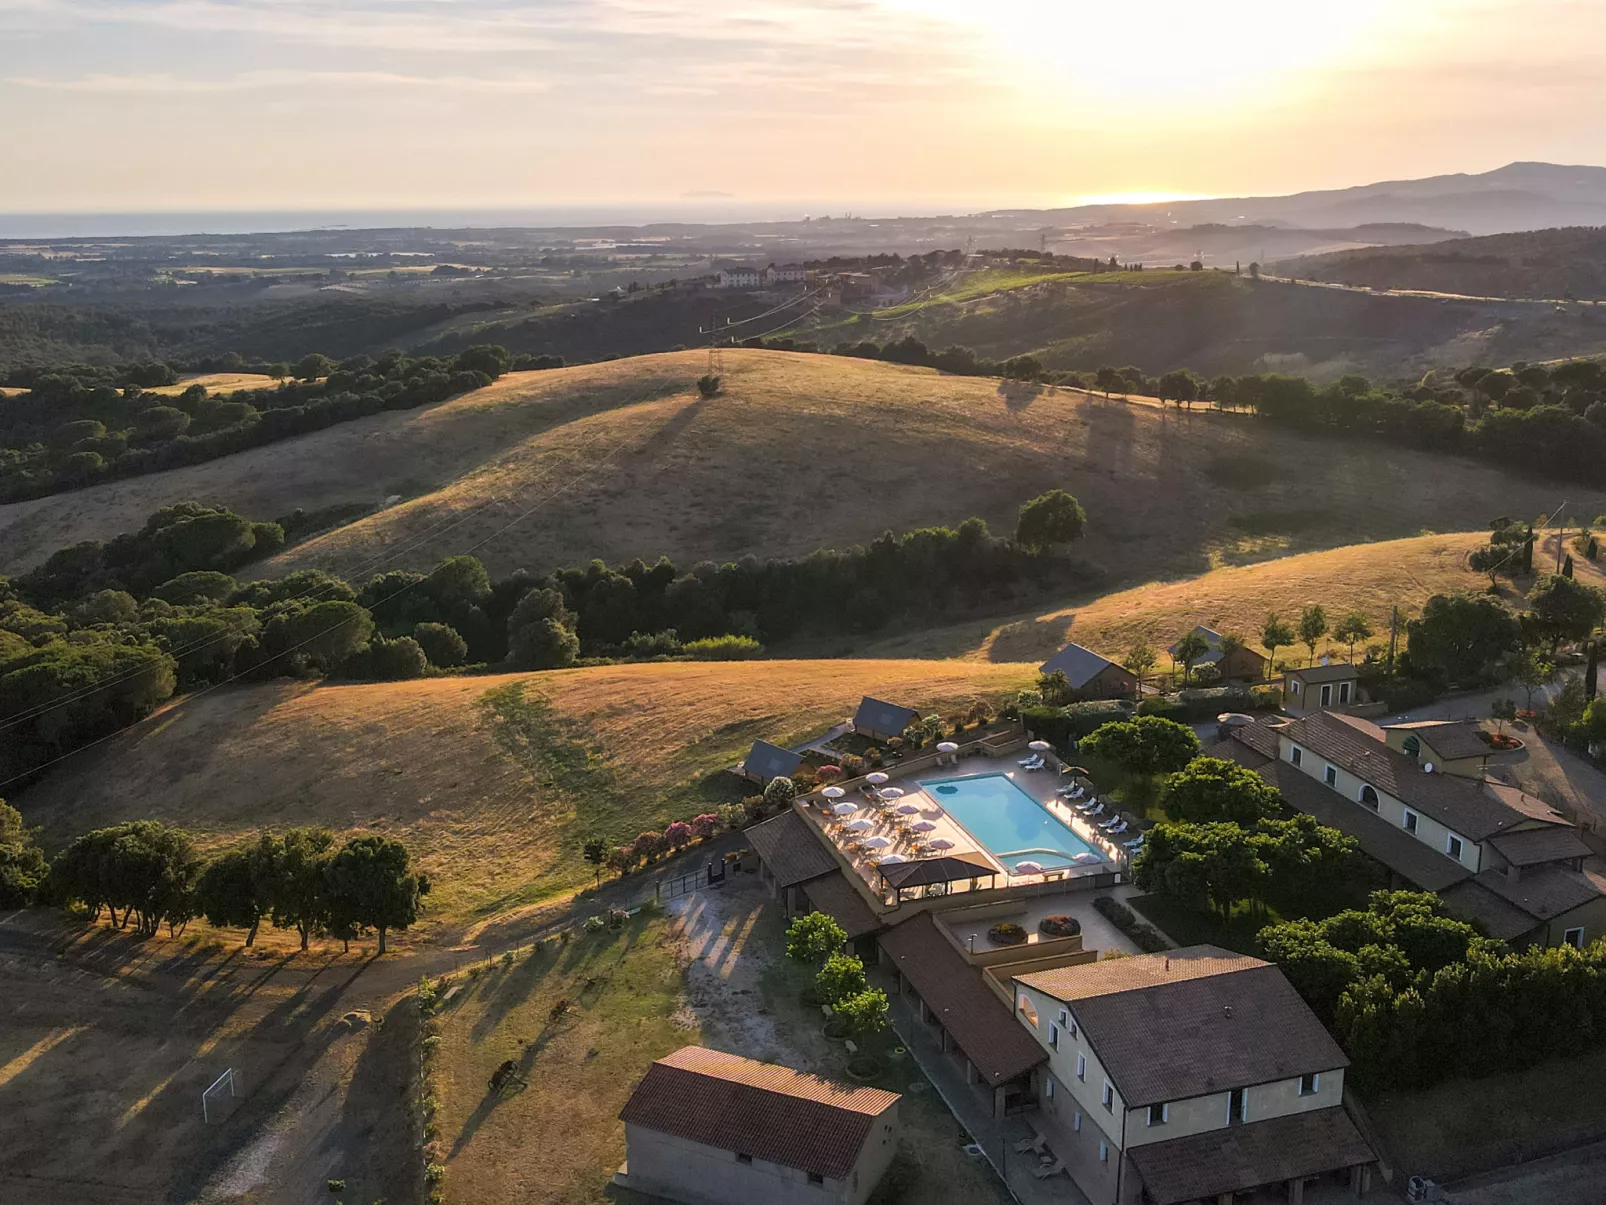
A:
821,786,846,799
877,786,905,800
911,820,937,832
877,853,909,865
936,741,959,752
896,803,921,815
1014,860,1044,874
927,837,955,850
830,801,860,816
1028,740,1053,752
861,835,893,850
846,817,875,832
1074,852,1101,864
865,771,890,785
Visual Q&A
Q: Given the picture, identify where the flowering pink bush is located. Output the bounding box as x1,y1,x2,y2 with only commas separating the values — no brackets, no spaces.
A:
664,821,693,848
607,846,636,874
816,764,843,783
692,813,720,840
632,830,667,861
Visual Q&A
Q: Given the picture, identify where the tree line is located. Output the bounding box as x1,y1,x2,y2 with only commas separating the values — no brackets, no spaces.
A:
0,344,558,503
2,809,426,952
1,492,1088,782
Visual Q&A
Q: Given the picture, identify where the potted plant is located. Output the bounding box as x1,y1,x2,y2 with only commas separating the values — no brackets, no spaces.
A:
987,922,1028,946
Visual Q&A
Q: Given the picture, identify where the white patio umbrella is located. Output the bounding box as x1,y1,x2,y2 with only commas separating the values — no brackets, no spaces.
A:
1028,740,1053,752
896,802,921,815
1074,852,1101,864
877,853,909,865
1014,860,1044,874
877,786,906,800
936,741,959,753
912,820,937,832
821,786,846,799
927,837,955,850
846,817,875,832
865,771,890,785
862,835,893,850
830,800,860,816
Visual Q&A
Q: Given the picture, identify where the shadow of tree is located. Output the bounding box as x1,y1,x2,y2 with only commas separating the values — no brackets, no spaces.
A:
987,614,1076,664
998,381,1044,411
468,949,561,1043
317,993,420,1205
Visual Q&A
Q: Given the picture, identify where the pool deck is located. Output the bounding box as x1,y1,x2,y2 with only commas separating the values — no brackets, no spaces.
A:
803,753,1134,902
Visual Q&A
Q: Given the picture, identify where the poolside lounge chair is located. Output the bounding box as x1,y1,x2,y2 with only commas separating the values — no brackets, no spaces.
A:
1082,802,1105,819
1018,753,1043,768
1013,1127,1049,1156
1099,813,1124,830
1032,1157,1068,1180
1123,837,1145,850
1106,820,1129,837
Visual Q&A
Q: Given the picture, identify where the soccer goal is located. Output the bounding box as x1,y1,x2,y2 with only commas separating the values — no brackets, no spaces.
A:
201,1068,237,1123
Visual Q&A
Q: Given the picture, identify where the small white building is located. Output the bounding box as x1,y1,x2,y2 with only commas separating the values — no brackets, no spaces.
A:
717,266,762,289
616,1046,901,1205
764,263,808,285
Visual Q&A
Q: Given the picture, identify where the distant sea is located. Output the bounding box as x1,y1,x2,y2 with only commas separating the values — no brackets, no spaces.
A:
0,200,1003,240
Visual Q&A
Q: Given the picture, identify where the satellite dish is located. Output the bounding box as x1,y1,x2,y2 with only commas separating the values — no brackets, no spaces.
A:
1422,762,1436,774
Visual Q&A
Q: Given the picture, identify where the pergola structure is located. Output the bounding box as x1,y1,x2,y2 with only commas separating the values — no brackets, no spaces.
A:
876,852,998,904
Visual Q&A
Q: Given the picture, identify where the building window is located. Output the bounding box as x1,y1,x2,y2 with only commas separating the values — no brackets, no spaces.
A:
1291,746,1303,767
1339,681,1352,704
1447,835,1463,860
1290,679,1301,696
1404,809,1419,834
1565,927,1585,949
1403,735,1421,758
1228,1088,1247,1124
1101,1080,1114,1111
1324,764,1337,787
1076,1054,1087,1082
1045,1078,1055,1100
1147,1103,1169,1126
1320,683,1333,706
736,1153,753,1165
1049,1023,1059,1050
808,1172,825,1185
1299,1072,1320,1096
1058,1008,1068,1026
1018,994,1039,1027
1099,1142,1109,1164
1073,1110,1081,1132
1359,785,1379,810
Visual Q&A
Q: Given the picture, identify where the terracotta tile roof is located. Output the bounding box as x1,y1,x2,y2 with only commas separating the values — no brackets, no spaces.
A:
1128,1107,1375,1205
1439,879,1546,941
1020,950,1346,1107
747,809,839,888
619,1046,898,1179
801,871,883,940
1487,826,1593,867
1467,864,1606,922
1253,759,1472,892
1283,711,1563,841
877,914,1046,1084
1384,719,1493,762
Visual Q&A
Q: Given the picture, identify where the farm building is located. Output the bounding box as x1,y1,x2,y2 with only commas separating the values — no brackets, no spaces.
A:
851,696,918,741
615,1046,901,1205
739,738,802,785
1167,625,1268,682
1038,642,1138,700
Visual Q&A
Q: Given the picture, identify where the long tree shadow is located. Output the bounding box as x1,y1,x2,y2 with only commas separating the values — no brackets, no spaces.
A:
468,948,562,1043
314,993,420,1205
449,1003,577,1160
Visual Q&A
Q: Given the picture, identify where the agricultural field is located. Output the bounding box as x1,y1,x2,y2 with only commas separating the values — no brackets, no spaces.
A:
4,350,1601,591
14,658,1033,926
143,371,284,396
857,530,1606,665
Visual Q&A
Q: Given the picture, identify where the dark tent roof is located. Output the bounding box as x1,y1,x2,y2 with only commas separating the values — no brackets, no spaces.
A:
743,739,803,784
878,852,998,890
747,810,838,888
853,696,918,736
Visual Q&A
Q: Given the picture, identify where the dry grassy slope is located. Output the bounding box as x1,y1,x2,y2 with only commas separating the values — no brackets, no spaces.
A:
856,530,1606,666
13,659,1032,922
5,350,1602,591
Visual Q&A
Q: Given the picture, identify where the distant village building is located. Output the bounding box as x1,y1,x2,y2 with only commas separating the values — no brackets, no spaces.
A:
616,1046,901,1205
1038,643,1139,700
717,266,762,289
763,263,808,285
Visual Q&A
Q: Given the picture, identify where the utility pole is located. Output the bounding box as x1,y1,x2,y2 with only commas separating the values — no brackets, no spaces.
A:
705,305,724,377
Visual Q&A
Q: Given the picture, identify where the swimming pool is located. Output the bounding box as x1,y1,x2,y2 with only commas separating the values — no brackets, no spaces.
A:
920,772,1102,873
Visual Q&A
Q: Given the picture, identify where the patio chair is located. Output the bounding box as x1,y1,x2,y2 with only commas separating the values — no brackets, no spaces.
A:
1018,754,1043,768
1032,1157,1068,1180
1123,837,1145,850
1013,1127,1049,1156
1099,814,1124,831
1082,802,1105,819
1106,820,1129,836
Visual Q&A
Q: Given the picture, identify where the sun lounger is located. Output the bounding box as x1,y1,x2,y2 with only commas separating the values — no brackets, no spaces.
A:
1124,837,1145,850
1017,754,1039,766
1099,814,1123,830
1082,802,1105,819
1106,820,1129,836
1013,1127,1049,1156
1032,1157,1067,1180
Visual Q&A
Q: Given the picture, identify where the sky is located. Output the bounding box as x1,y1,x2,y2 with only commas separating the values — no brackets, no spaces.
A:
3,0,1606,215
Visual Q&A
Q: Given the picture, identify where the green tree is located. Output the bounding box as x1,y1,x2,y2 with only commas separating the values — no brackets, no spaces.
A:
835,987,890,1038
259,600,374,674
1513,647,1556,711
815,952,868,1005
786,912,847,964
1468,545,1509,587
1015,490,1087,552
48,820,199,937
1406,593,1521,684
413,622,468,668
1037,668,1073,705
1094,366,1122,398
1527,574,1606,653
1490,697,1517,735
1332,612,1373,663
506,588,579,670
0,799,47,908
1297,605,1328,665
293,353,335,381
1261,613,1294,672
1171,630,1210,686
1163,757,1282,824
266,826,335,950
582,835,610,887
323,835,428,955
1079,715,1200,776
1122,642,1157,698
194,835,277,946
763,775,798,810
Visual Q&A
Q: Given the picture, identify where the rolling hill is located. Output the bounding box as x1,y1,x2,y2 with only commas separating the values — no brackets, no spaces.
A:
11,659,1033,923
4,350,1604,598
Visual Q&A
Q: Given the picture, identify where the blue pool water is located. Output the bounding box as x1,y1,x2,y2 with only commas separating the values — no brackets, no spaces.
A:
922,773,1102,873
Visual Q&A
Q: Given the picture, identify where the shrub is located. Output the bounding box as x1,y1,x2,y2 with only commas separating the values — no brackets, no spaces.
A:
582,915,606,933
664,820,693,848
413,621,468,667
988,922,1028,945
697,374,722,398
816,952,868,1004
763,776,798,809
716,803,746,830
632,831,667,862
682,634,763,659
691,813,719,840
816,764,843,783
1038,915,1081,938
840,754,867,778
1093,896,1168,953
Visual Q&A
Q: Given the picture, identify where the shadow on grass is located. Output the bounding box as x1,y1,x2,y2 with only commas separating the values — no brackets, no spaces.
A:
468,949,562,1043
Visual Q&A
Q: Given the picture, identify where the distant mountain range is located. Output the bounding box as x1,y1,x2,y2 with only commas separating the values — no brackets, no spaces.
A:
1023,162,1606,237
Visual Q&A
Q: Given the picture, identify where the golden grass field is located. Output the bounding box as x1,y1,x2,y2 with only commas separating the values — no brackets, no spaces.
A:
3,350,1601,589
15,659,1033,924
143,371,283,396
